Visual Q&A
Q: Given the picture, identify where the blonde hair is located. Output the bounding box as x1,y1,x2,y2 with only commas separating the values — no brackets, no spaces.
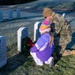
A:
50,32,54,46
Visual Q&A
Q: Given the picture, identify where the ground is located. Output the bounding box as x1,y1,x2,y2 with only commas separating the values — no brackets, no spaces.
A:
0,0,75,75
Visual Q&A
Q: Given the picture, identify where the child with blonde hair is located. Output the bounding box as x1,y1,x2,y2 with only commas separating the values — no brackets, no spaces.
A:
28,16,54,67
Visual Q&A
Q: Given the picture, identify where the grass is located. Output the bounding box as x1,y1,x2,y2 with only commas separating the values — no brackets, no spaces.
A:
0,51,75,75
0,20,75,75
0,5,75,74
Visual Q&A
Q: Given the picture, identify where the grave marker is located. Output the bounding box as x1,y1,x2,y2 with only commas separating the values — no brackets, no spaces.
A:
17,27,28,52
16,9,21,19
8,10,13,20
0,36,7,68
62,13,66,18
34,22,41,42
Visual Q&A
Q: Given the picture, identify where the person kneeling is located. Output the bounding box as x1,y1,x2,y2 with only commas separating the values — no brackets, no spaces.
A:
29,18,54,67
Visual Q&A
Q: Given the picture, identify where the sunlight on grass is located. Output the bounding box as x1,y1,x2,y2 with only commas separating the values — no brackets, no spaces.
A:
3,53,74,75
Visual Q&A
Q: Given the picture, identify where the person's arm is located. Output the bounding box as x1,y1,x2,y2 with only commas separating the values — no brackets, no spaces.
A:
30,36,46,52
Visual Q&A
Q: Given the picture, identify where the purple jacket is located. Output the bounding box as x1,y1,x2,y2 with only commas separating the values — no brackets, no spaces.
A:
30,33,54,61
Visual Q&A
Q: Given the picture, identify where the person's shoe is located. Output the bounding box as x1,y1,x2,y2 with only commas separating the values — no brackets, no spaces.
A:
35,62,43,66
36,64,43,66
49,57,54,68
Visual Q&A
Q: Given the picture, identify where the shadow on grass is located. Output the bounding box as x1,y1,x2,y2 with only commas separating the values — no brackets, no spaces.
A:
0,0,37,5
0,37,31,75
0,52,30,75
66,32,75,50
